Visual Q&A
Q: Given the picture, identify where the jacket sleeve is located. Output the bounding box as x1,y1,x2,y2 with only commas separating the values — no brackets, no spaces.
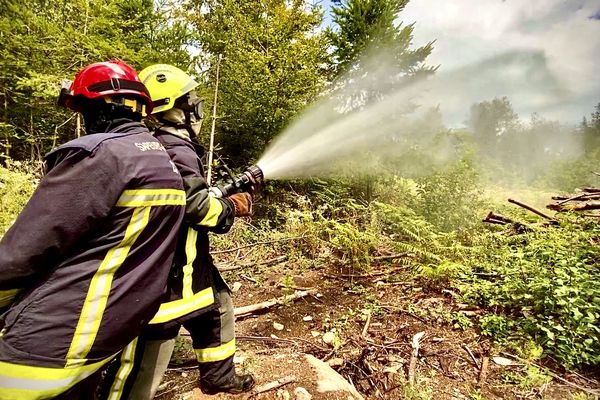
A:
0,146,125,302
183,177,235,234
165,140,235,233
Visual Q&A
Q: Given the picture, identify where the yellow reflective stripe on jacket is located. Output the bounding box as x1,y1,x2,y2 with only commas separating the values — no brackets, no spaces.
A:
66,206,152,367
116,189,186,207
106,337,138,400
182,228,197,298
195,339,236,363
0,288,20,307
198,196,223,227
0,355,111,400
148,287,214,325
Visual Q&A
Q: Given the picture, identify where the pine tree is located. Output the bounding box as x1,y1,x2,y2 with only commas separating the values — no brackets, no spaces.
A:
330,0,435,88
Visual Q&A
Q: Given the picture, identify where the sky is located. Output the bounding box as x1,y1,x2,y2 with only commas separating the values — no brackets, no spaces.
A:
323,0,600,124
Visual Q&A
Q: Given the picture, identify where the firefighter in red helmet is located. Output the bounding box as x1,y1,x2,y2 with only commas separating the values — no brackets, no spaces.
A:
0,60,185,399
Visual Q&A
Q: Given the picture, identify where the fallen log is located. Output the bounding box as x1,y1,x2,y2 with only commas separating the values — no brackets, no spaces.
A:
581,187,600,193
483,211,514,225
508,198,557,222
547,201,600,212
234,290,311,318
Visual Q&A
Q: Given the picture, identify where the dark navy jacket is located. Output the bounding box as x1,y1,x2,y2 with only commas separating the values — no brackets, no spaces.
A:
147,129,235,328
0,121,185,374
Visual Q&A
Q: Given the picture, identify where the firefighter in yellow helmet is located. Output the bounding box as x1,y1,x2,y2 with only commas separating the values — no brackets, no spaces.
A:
99,65,254,399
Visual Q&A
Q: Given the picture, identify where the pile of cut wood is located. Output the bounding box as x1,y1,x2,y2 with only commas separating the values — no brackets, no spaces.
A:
547,187,600,216
483,186,600,229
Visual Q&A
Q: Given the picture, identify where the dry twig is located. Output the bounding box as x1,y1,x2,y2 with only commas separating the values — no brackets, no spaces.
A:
234,290,311,318
212,236,306,254
252,376,296,394
408,332,425,386
500,352,600,396
361,311,372,338
463,345,480,369
478,356,489,386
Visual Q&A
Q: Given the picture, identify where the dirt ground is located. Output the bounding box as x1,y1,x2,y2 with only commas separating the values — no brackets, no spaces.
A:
154,257,600,400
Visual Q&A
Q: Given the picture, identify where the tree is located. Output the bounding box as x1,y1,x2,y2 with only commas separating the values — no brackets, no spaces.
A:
329,0,436,101
468,97,519,155
185,0,330,165
0,0,193,162
327,0,436,200
581,102,600,154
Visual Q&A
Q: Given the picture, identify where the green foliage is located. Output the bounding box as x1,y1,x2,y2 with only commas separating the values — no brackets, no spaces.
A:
418,261,466,290
330,0,435,80
0,163,37,234
539,147,600,191
415,158,485,232
324,219,378,270
463,218,600,368
479,314,514,342
0,0,193,160
187,0,330,164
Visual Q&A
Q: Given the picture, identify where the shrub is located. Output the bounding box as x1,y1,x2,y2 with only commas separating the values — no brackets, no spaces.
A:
415,158,485,232
462,218,600,368
0,163,37,235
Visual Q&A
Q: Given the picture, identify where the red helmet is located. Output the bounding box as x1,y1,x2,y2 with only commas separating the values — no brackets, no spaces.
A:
58,60,153,114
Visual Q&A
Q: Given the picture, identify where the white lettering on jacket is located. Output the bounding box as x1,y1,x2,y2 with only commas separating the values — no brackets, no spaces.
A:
135,142,166,152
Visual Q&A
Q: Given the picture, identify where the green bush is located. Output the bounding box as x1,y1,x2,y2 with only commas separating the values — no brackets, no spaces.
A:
0,163,37,235
462,219,600,368
415,158,485,232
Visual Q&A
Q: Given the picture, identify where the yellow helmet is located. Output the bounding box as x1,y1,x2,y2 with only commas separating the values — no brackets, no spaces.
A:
138,64,199,114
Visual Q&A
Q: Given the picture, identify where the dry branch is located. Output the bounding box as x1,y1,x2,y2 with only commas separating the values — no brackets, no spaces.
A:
582,187,600,193
478,356,489,386
548,200,600,212
217,255,287,272
483,211,514,225
234,290,311,318
500,352,600,397
253,376,296,394
371,252,410,261
408,332,425,386
212,236,306,254
463,345,480,369
508,198,557,221
361,311,372,338
237,335,328,352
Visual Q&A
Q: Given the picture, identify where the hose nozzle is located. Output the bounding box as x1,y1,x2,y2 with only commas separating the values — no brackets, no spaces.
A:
211,165,264,198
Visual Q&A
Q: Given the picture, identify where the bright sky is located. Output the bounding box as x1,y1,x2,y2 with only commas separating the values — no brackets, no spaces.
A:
323,0,600,123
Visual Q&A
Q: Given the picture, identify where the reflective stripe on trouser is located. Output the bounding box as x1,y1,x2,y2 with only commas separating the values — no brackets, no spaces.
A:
100,337,175,400
190,287,236,387
126,338,175,400
105,338,138,400
148,227,215,325
0,289,20,308
0,356,112,400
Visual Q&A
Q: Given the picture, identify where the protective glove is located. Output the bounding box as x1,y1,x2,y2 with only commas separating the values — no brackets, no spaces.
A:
229,192,253,217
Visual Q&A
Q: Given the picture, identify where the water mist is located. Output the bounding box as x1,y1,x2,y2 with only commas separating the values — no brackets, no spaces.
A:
255,49,574,182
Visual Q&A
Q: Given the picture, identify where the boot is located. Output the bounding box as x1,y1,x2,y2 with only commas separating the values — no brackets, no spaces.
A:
200,374,255,395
